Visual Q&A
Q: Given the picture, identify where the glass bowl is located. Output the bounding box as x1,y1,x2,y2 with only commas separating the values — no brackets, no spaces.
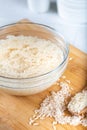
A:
0,22,69,95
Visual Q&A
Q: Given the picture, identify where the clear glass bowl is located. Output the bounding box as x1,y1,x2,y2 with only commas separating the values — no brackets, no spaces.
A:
0,22,69,95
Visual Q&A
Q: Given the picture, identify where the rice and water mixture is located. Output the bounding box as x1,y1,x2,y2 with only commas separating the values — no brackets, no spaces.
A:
0,35,63,78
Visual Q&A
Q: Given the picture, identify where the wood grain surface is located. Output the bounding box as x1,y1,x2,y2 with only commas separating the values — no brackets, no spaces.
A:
0,19,87,130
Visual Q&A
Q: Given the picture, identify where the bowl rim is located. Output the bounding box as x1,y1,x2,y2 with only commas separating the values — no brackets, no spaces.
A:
0,22,69,80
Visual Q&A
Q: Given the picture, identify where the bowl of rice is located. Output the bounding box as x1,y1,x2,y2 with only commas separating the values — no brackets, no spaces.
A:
0,22,69,95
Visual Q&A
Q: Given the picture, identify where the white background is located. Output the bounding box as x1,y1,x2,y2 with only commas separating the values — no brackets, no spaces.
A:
0,0,87,53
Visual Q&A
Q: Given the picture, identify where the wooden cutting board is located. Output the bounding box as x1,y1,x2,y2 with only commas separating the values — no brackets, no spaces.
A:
0,19,87,130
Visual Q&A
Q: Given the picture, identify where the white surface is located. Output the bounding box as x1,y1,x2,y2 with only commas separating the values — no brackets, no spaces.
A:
0,0,87,53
